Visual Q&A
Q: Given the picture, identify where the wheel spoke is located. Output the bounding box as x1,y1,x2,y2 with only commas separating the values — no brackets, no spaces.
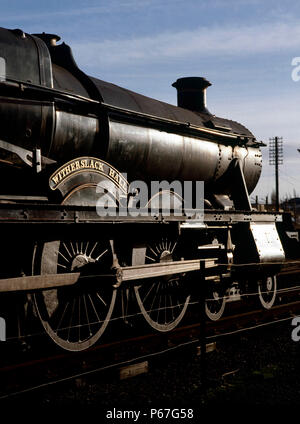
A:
89,241,98,257
95,248,108,262
62,242,73,259
83,294,92,336
70,242,76,256
141,282,156,304
96,292,107,307
135,237,190,331
33,239,116,351
67,298,76,341
149,245,159,257
78,296,81,342
171,241,177,254
164,289,168,324
84,241,90,255
57,250,69,263
149,281,161,314
56,301,70,333
88,293,101,322
145,255,156,262
156,283,162,322
169,293,174,321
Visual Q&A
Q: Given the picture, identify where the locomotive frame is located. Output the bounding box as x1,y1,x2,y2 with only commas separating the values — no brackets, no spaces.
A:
0,200,285,351
0,27,295,351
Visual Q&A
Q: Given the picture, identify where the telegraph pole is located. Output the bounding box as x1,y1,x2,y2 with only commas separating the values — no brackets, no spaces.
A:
269,137,283,211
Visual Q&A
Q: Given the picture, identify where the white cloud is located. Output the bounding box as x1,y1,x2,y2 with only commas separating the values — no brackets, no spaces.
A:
72,20,300,68
208,92,300,143
0,2,123,20
0,0,178,23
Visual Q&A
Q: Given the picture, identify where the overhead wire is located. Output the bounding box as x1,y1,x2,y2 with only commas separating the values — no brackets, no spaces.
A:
0,308,295,401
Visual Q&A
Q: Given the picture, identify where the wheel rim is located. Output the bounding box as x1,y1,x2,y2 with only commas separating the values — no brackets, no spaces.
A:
33,240,116,351
258,275,277,309
205,283,226,321
134,238,190,332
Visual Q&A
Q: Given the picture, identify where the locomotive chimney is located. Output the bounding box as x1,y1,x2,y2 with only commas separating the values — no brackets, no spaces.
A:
172,76,212,114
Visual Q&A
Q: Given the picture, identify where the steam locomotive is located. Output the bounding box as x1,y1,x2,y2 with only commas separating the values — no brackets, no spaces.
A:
0,27,291,351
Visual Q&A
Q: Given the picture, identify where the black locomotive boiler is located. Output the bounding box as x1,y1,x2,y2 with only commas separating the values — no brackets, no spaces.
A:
0,27,291,351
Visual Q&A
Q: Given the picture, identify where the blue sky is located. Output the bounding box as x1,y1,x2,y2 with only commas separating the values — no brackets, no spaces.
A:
2,0,300,201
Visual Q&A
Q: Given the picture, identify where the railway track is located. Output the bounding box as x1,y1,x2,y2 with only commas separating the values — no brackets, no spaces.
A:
1,281,300,402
